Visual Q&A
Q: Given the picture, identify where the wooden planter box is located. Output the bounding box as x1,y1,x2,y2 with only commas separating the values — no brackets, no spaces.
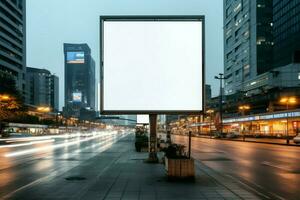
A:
165,157,195,179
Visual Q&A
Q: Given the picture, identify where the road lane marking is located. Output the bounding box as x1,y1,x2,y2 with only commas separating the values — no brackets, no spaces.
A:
225,174,286,200
261,161,293,173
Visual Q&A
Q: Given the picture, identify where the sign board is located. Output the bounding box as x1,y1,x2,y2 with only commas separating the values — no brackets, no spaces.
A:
100,16,205,114
67,52,85,64
72,92,82,103
137,115,150,124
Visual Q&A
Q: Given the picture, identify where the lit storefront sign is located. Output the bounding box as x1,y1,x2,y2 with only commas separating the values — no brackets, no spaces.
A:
223,110,300,124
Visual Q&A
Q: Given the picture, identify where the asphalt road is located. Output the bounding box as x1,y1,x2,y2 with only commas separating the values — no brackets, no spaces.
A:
172,135,300,200
0,130,129,198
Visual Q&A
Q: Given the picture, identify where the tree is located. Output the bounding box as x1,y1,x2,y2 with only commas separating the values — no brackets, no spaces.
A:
0,71,25,133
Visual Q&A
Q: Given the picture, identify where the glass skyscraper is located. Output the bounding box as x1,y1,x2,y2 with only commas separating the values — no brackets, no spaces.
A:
63,43,95,118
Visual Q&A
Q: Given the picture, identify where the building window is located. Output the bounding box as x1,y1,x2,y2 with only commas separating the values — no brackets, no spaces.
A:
257,4,265,8
257,37,266,45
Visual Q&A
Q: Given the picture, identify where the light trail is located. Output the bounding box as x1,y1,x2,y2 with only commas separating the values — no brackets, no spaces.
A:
4,131,126,157
0,139,55,148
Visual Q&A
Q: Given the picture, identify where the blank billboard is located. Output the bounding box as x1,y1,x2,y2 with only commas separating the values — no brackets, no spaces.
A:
100,16,204,114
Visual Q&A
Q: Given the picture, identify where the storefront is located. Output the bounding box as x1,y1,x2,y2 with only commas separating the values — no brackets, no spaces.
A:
223,110,300,137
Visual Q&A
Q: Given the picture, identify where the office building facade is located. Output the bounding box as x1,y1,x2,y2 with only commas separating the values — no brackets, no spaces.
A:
273,0,300,67
50,74,59,112
26,67,59,112
0,0,26,97
224,0,273,95
63,43,95,118
233,0,300,97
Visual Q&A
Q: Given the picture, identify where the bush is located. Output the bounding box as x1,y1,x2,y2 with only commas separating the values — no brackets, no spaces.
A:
163,144,188,159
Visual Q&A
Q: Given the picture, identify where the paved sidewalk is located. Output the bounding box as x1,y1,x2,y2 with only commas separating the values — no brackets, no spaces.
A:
6,135,263,200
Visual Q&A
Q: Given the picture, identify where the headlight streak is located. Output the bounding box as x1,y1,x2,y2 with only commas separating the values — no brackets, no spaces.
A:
4,131,127,158
74,132,128,154
0,139,55,148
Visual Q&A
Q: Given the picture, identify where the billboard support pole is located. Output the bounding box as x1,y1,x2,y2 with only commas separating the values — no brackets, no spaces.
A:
147,114,158,163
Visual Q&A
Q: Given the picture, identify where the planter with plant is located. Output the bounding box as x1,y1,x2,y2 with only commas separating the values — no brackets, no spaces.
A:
163,144,195,180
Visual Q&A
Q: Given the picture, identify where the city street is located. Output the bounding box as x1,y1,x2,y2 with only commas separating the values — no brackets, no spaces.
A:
0,130,129,198
0,132,265,200
173,135,300,200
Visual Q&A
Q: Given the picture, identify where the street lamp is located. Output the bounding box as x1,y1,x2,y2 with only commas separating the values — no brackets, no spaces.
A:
37,106,51,113
238,105,250,115
0,94,11,101
279,97,297,144
238,105,250,141
206,109,214,135
214,73,228,135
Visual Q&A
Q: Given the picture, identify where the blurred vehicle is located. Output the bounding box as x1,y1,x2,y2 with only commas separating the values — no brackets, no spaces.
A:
254,134,262,138
211,132,225,138
293,134,300,144
226,132,239,138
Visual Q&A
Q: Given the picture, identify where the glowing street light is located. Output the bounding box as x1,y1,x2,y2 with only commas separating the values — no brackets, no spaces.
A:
37,106,51,113
280,97,297,105
238,105,250,111
0,94,11,101
279,97,297,144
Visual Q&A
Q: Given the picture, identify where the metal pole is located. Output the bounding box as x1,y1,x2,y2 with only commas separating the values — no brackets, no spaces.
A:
219,76,223,135
148,114,158,163
286,103,289,144
188,131,192,159
215,73,227,136
209,113,212,135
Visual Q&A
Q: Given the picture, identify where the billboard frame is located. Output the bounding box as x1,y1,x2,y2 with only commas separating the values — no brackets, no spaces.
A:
100,15,205,115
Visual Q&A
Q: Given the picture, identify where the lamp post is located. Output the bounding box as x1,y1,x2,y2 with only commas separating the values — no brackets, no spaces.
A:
238,105,250,141
214,73,228,135
279,97,297,144
206,109,214,135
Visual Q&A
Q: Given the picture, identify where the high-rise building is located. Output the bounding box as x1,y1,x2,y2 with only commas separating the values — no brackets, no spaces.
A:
63,43,95,118
205,84,212,103
26,67,59,112
273,0,300,68
0,0,26,98
223,0,273,95
50,74,59,112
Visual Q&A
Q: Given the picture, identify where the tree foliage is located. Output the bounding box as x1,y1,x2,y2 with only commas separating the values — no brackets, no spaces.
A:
0,71,25,121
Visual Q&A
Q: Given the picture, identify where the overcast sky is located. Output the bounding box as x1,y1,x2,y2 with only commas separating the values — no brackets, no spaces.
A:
26,0,223,110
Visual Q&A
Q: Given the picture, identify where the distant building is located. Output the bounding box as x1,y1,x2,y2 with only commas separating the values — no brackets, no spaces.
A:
0,0,26,98
205,84,212,103
63,43,95,119
223,0,273,95
50,74,59,112
26,67,59,112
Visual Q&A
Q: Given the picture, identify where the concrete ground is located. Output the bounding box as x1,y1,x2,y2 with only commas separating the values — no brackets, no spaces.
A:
4,135,263,200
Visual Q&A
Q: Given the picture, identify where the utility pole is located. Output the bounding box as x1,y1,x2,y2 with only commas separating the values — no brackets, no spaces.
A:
214,73,228,135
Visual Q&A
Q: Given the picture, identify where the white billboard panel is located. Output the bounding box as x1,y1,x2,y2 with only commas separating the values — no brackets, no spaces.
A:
101,16,204,114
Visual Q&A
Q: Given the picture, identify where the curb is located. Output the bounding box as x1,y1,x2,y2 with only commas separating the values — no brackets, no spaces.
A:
195,136,300,146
